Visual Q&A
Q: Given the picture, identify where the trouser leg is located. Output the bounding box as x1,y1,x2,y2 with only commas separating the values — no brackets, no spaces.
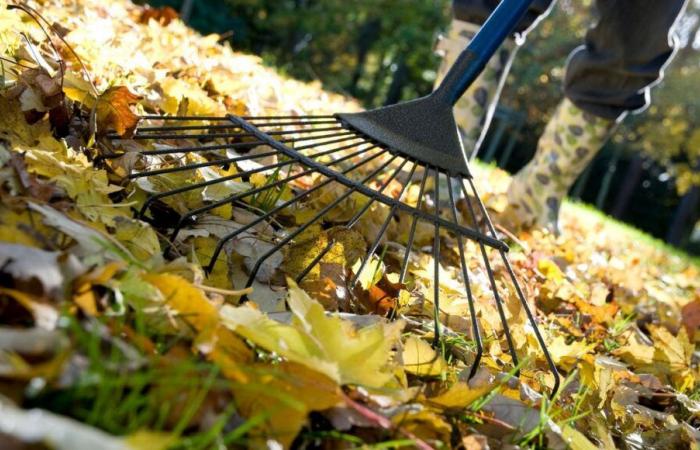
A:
564,0,689,120
505,0,688,233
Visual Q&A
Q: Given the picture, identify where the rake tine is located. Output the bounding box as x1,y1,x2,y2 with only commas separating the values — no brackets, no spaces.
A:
447,176,483,379
398,166,430,283
244,119,340,127
465,178,561,396
296,159,415,284
207,147,390,274
170,144,376,241
460,181,520,375
242,153,400,290
242,114,336,120
136,158,296,218
120,132,357,157
129,149,289,178
139,115,233,121
124,128,356,142
99,140,276,161
135,124,344,135
171,165,305,241
432,167,441,347
129,137,358,171
140,144,279,157
283,133,360,150
134,136,365,180
348,158,412,287
135,123,244,133
136,141,372,218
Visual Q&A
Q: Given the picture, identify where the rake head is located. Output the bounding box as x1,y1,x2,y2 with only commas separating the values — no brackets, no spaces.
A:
102,109,560,394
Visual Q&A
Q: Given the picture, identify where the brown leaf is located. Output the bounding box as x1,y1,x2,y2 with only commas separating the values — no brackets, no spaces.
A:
138,6,179,26
7,153,59,201
681,299,700,341
96,86,140,138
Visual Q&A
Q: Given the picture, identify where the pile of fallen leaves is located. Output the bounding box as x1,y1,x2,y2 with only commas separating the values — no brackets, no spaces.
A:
1,0,699,449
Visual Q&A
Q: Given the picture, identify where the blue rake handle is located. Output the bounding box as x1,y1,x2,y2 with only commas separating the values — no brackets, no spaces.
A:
433,0,535,105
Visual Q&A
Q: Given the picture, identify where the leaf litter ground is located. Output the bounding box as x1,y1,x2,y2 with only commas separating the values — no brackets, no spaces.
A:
0,1,699,449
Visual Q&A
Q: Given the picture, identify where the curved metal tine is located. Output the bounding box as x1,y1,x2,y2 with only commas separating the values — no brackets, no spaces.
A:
242,114,336,120
348,158,413,287
126,127,355,142
245,119,341,128
139,143,277,157
128,134,359,176
136,140,370,218
432,167,441,346
137,127,358,156
464,178,561,396
446,176,483,378
296,159,417,284
170,143,376,241
288,132,361,151
135,124,344,135
207,147,390,274
242,153,400,290
459,180,520,375
129,149,284,179
398,166,430,283
140,115,232,121
132,122,244,134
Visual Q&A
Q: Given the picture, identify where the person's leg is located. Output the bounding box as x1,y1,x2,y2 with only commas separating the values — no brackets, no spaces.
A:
505,0,688,233
436,0,554,159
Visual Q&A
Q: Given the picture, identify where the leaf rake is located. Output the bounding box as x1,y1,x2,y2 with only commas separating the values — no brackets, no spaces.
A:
104,0,560,394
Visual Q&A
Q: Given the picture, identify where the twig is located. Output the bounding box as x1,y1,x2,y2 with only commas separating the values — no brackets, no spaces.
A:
495,222,527,250
194,284,253,297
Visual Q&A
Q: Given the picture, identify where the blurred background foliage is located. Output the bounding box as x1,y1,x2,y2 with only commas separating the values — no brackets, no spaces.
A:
142,0,700,255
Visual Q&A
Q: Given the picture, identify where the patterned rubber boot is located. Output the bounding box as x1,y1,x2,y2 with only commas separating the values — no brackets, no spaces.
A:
503,98,620,234
434,19,519,160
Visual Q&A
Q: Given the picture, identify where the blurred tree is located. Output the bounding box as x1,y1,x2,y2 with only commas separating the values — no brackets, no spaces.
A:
144,0,449,106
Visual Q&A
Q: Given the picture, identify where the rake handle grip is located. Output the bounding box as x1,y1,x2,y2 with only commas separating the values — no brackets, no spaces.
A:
434,0,534,106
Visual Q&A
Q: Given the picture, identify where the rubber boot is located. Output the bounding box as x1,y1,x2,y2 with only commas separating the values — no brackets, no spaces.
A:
503,98,621,234
434,19,519,160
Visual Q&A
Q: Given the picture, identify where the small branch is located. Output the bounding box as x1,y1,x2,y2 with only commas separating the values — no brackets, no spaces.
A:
194,284,253,297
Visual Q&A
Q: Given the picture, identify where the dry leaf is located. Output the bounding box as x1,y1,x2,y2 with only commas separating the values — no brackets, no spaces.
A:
95,86,140,138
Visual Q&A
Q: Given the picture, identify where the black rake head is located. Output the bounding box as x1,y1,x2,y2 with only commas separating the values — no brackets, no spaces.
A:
103,112,561,395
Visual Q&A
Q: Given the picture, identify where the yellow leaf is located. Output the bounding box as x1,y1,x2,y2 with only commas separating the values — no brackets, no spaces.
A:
144,273,252,381
561,425,599,450
547,336,595,371
221,278,404,388
125,430,176,450
614,325,694,390
426,381,492,410
157,76,223,116
233,361,342,449
112,216,161,261
390,409,451,445
538,258,564,283
402,336,447,377
352,255,384,290
72,262,125,316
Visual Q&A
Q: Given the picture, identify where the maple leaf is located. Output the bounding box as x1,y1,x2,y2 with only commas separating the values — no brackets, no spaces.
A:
95,86,140,138
221,278,404,388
